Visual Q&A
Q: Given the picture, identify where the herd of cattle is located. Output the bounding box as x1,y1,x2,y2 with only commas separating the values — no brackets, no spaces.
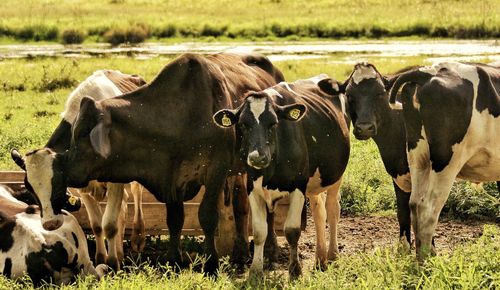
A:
1,52,498,284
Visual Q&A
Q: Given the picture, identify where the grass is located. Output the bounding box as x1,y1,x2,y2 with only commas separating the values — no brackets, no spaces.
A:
0,0,498,44
0,224,497,289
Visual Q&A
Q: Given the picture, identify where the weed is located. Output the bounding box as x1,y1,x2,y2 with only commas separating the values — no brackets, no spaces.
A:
61,29,86,44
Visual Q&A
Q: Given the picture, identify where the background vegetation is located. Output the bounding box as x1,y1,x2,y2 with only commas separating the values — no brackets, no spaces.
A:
0,0,498,44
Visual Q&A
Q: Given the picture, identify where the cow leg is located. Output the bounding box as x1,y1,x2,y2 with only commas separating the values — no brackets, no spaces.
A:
308,192,327,270
284,189,305,279
114,198,127,263
394,181,412,248
130,182,145,252
79,191,107,264
231,176,250,267
102,183,125,270
264,211,279,268
326,178,342,261
166,201,184,269
199,176,225,276
248,191,267,278
411,168,456,260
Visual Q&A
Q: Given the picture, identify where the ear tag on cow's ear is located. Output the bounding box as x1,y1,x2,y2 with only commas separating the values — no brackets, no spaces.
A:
68,195,78,206
221,113,233,127
289,108,301,120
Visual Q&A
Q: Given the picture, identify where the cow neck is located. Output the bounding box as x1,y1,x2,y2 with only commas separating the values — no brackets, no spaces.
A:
371,102,408,176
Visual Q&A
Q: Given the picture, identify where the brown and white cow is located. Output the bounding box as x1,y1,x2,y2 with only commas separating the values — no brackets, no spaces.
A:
0,185,107,285
15,53,285,275
11,70,147,269
388,62,500,259
213,75,350,278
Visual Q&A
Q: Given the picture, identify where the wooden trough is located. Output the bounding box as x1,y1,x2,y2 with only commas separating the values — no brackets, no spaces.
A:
0,171,289,254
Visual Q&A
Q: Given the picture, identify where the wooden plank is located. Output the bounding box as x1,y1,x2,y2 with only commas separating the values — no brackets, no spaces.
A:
0,171,25,182
0,171,290,237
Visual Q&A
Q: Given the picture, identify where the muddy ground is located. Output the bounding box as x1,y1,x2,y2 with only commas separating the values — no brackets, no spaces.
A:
284,213,489,272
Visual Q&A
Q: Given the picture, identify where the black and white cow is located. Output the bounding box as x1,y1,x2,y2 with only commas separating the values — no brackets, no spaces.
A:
0,185,107,285
388,62,500,259
11,69,147,270
329,62,419,245
213,75,350,278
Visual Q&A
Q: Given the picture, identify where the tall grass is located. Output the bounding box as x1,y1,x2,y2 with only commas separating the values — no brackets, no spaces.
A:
0,0,498,43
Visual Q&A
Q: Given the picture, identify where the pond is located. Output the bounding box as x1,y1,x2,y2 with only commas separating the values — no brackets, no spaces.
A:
1,40,499,63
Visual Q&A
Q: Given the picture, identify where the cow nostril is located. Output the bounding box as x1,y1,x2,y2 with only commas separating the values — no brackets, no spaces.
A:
43,219,63,231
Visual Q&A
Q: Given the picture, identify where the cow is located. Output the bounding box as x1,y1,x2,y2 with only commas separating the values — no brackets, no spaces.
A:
327,62,420,246
14,53,285,275
0,185,107,285
212,75,350,278
11,69,147,270
388,61,500,259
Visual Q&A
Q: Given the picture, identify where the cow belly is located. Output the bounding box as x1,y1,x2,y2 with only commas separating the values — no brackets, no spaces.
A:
458,151,500,182
252,176,289,212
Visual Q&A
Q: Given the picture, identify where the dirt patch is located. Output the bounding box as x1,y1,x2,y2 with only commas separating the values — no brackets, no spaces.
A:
287,213,488,272
111,212,490,275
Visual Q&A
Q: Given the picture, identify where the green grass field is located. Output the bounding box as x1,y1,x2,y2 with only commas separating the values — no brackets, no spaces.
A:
0,54,499,288
0,0,499,43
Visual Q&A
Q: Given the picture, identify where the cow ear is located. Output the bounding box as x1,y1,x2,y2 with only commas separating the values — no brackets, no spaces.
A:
72,97,99,141
318,78,344,96
90,122,111,158
11,149,26,171
213,109,239,128
277,103,307,121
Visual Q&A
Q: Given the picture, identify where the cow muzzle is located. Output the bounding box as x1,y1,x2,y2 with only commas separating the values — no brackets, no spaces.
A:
42,215,64,231
247,151,270,169
354,122,377,140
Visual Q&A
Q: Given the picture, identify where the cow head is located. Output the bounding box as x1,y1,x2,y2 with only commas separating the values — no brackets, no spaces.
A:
11,149,82,208
213,92,306,170
11,148,71,231
343,63,389,140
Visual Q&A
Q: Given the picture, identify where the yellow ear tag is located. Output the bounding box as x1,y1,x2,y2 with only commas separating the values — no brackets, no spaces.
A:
221,114,232,127
289,108,301,120
68,195,78,206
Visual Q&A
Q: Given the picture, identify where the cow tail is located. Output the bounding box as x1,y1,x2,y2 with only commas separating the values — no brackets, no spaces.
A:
389,69,433,110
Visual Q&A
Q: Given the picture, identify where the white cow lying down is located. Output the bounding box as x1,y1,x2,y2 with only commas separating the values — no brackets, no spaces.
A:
0,185,107,285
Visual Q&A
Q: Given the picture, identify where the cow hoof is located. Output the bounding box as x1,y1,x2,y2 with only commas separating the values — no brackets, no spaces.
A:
166,250,183,271
95,264,110,278
288,261,302,280
131,234,146,253
327,250,339,262
203,256,219,277
231,237,250,265
314,259,328,272
96,253,108,265
248,267,264,280
397,237,411,254
106,256,120,271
